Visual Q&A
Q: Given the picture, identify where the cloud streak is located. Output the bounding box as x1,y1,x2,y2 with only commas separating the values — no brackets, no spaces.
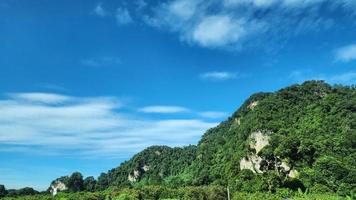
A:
93,3,107,17
81,56,122,67
92,0,356,50
198,111,227,119
139,106,190,114
133,0,354,50
116,8,133,25
8,93,71,104
336,44,356,62
200,71,237,81
0,93,218,158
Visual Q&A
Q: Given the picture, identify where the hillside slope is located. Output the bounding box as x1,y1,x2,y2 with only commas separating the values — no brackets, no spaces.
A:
96,145,197,189
188,81,355,195
50,81,356,196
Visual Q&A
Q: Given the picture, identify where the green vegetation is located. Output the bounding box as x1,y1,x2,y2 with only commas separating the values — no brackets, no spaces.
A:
0,187,354,200
96,145,197,190
2,81,355,199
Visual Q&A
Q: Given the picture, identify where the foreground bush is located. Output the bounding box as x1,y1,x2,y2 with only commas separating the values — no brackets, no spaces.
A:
1,186,351,200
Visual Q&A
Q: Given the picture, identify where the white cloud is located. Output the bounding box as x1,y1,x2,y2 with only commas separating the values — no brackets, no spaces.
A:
134,0,356,50
116,8,132,25
81,56,121,67
90,0,356,50
93,4,133,25
224,0,340,8
94,3,107,17
168,0,200,20
224,0,278,7
139,105,190,113
0,93,218,157
336,44,356,62
200,71,237,81
192,15,246,47
198,111,227,119
8,93,71,104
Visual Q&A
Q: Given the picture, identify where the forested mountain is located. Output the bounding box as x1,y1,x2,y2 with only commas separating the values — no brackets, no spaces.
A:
95,145,198,189
53,81,355,195
81,81,354,195
2,81,354,199
188,80,355,195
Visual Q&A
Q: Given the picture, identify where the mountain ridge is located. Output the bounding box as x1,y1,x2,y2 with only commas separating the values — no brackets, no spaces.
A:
51,80,356,195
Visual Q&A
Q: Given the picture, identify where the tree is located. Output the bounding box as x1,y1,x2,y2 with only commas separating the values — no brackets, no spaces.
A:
96,173,109,190
67,172,84,192
5,187,38,197
84,176,97,192
0,184,7,198
313,156,349,192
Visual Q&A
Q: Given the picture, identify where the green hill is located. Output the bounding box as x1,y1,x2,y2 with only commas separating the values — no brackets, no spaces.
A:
95,145,197,190
88,80,355,195
2,81,354,199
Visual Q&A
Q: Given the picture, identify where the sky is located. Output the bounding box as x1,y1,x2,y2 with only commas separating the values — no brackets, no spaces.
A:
0,0,355,191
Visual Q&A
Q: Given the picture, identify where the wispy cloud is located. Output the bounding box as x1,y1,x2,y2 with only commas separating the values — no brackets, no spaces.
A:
132,0,354,50
0,93,218,158
200,71,237,81
8,93,71,104
193,15,247,47
93,3,107,17
335,44,356,62
93,2,134,26
91,0,356,50
81,56,121,67
116,8,132,25
289,70,356,85
139,105,190,114
198,111,227,119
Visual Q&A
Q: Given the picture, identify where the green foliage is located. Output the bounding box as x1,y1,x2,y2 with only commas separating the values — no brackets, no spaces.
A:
185,81,356,195
67,172,84,192
0,184,7,198
1,187,349,200
84,177,97,192
96,145,197,189
5,188,39,197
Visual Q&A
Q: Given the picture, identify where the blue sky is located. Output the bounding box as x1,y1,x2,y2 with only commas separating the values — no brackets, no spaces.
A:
0,0,356,190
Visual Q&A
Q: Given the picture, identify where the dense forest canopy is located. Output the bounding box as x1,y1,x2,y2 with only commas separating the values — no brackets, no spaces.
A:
1,81,355,199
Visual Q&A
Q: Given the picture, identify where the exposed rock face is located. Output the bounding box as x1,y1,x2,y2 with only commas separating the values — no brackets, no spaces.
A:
128,165,151,182
250,131,270,154
248,101,259,110
234,117,241,126
240,131,299,177
280,161,291,172
280,161,298,178
240,131,270,173
240,155,263,173
288,169,299,178
142,165,150,172
230,117,241,131
50,181,67,196
128,170,140,182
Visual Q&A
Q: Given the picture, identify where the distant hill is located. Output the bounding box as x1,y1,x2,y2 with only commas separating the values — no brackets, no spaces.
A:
48,81,355,196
